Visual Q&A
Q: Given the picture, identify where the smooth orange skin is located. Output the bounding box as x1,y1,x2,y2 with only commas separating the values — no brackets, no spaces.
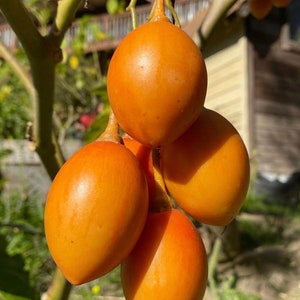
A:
272,0,291,7
44,141,149,285
123,137,156,200
107,20,207,147
121,209,208,300
249,0,273,19
161,108,250,226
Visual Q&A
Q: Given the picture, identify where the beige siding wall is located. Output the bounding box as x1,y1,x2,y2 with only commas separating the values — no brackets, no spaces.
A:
204,36,250,150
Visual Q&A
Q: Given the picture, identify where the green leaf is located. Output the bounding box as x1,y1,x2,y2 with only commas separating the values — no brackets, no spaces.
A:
84,106,110,144
0,236,37,300
106,0,120,14
0,291,31,300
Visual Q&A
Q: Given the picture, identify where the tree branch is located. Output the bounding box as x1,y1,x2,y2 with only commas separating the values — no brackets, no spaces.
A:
199,0,238,50
0,0,44,60
0,39,64,179
48,0,84,46
0,40,35,99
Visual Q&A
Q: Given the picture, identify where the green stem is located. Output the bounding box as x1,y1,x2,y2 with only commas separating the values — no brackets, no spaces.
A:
0,34,63,180
208,237,222,300
164,0,181,27
48,0,83,47
30,58,63,179
0,0,44,61
42,269,72,300
126,0,138,29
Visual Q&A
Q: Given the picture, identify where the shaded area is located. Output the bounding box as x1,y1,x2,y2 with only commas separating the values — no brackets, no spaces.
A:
0,235,37,299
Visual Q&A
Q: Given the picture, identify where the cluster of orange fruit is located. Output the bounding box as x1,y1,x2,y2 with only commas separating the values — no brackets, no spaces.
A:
249,0,291,19
44,0,252,299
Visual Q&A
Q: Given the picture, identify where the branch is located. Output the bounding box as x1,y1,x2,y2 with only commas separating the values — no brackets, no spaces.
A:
0,222,42,235
48,0,84,46
0,40,35,99
0,40,65,179
199,0,238,50
0,0,44,60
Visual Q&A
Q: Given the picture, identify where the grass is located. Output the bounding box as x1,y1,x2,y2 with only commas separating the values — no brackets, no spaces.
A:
238,190,296,250
242,192,289,215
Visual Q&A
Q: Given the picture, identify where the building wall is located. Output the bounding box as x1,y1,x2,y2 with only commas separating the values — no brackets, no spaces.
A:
246,6,300,177
252,48,300,176
204,35,250,150
203,7,300,177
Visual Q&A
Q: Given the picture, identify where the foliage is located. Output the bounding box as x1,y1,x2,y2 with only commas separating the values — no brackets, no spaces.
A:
0,187,54,297
0,9,108,142
215,275,261,300
0,0,53,140
242,186,300,217
0,53,32,139
23,0,53,29
238,217,283,250
0,235,36,300
53,16,109,142
83,84,110,144
106,0,126,14
71,266,123,298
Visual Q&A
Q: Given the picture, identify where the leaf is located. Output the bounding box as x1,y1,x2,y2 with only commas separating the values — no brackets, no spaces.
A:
0,291,31,300
0,236,37,300
84,107,110,144
106,0,120,14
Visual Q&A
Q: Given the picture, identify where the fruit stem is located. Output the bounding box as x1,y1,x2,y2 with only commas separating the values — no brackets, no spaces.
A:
150,148,173,212
165,0,181,27
126,0,138,29
97,110,123,144
148,0,170,23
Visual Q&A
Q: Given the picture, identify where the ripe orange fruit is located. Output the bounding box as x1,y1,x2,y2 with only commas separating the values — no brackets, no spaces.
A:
249,0,273,19
160,108,250,226
121,209,208,300
123,137,156,200
107,19,207,147
44,141,149,284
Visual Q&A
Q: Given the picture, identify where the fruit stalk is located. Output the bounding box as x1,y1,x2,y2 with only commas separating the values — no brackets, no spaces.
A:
150,148,173,211
126,0,138,29
148,0,170,22
97,110,122,144
165,0,181,27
